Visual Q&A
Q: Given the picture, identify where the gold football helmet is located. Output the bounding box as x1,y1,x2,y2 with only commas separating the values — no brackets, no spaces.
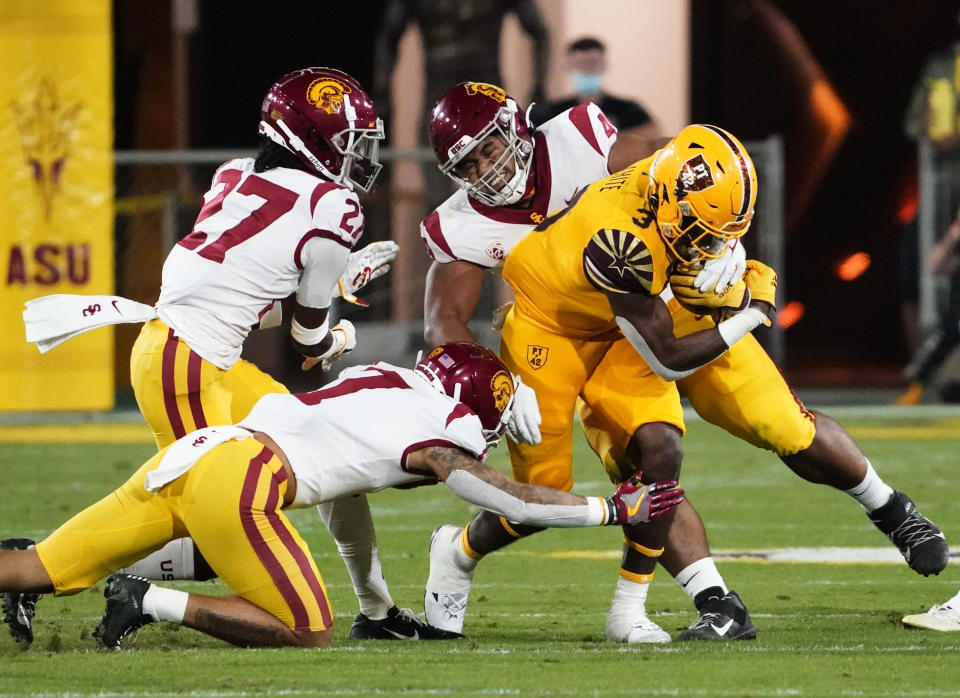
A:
649,124,757,263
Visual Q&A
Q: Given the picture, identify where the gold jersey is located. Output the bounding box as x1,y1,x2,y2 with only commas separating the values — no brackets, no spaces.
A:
503,156,671,339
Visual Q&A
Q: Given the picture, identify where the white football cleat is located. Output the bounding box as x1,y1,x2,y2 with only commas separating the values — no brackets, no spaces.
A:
424,525,476,634
902,599,960,632
605,610,672,644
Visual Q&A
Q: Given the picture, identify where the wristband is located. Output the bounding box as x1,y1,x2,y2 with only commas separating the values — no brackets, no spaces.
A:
291,317,329,347
716,307,766,348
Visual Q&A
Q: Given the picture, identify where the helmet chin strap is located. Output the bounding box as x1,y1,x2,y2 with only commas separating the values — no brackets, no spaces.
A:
262,118,347,188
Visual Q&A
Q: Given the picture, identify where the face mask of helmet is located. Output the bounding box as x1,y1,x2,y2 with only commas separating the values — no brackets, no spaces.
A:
660,201,752,264
440,106,533,206
328,117,384,193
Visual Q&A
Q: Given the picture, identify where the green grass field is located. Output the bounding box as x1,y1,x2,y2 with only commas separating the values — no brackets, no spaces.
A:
1,407,959,697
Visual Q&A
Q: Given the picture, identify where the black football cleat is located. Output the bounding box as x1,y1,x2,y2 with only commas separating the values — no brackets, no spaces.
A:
869,491,948,576
679,589,757,641
94,574,154,649
349,605,464,640
1,538,41,645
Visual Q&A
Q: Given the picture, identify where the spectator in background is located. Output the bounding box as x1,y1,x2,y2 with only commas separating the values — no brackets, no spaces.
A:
372,0,550,207
530,37,658,139
371,0,551,322
900,208,960,403
899,7,960,404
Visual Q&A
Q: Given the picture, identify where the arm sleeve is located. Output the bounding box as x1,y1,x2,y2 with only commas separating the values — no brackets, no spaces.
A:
614,316,702,382
444,469,606,528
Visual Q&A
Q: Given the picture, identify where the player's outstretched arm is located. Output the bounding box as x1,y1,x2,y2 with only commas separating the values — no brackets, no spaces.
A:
407,445,682,528
423,260,486,346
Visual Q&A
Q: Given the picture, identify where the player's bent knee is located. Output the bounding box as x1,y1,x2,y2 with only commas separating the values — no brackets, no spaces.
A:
626,423,683,480
293,626,334,648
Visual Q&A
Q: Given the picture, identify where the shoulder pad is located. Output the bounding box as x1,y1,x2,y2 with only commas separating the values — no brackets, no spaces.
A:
582,228,654,295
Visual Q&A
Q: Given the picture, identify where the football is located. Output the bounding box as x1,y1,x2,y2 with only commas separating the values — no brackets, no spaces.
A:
668,264,749,316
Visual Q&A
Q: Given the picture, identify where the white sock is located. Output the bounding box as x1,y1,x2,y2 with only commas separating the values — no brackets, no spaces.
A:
142,584,189,623
945,590,960,609
351,544,394,620
608,575,650,617
845,460,894,513
118,538,196,580
673,558,728,600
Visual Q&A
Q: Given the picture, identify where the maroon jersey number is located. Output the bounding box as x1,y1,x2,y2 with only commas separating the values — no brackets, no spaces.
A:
179,172,298,263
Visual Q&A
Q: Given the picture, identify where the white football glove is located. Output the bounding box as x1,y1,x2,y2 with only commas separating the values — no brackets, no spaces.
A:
335,241,400,307
505,377,542,446
694,239,746,293
301,319,357,371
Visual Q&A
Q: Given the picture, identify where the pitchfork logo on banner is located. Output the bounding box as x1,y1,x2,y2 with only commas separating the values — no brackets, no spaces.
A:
11,79,82,221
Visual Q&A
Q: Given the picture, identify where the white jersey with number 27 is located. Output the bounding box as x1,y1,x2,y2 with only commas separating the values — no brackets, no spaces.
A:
157,158,365,369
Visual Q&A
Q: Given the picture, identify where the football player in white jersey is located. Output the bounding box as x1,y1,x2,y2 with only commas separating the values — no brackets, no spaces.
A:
416,82,947,643
9,67,398,645
0,344,683,649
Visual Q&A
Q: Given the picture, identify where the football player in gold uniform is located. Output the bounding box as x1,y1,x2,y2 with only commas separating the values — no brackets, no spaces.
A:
422,118,948,643
500,125,772,642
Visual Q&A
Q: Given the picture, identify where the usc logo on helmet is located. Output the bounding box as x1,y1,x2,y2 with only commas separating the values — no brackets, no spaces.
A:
464,82,506,103
306,78,352,115
490,370,514,411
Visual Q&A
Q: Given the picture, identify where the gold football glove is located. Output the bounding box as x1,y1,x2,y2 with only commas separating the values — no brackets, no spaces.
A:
743,260,778,308
669,264,749,315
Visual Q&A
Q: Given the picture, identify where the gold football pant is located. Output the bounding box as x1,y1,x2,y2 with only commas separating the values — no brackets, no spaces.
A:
131,319,289,450
35,438,333,631
499,308,685,491
671,305,817,456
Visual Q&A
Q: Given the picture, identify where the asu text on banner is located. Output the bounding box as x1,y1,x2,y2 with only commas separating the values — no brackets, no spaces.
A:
0,2,114,411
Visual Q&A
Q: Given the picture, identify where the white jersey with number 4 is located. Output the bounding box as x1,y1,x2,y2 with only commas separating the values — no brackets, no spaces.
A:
419,103,618,270
157,158,366,369
237,362,488,505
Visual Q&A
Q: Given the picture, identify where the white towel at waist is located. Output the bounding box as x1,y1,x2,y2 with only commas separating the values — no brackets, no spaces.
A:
24,294,158,353
144,425,252,493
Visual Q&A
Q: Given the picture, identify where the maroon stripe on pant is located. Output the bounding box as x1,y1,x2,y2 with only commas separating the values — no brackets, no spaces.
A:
263,479,333,627
239,446,310,630
162,329,187,439
186,349,207,430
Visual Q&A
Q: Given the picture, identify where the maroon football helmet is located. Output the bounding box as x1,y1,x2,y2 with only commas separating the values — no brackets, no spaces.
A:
259,67,384,192
415,342,516,446
428,82,534,206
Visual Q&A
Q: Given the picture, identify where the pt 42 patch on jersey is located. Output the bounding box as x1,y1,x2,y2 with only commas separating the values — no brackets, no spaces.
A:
486,241,505,261
527,345,549,370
